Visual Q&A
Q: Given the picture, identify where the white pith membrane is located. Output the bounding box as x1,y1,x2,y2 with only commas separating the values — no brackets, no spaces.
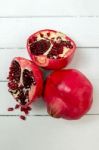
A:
8,60,36,106
29,31,74,64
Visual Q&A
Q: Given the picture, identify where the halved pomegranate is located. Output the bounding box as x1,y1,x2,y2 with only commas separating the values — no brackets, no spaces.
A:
44,69,93,120
27,29,76,70
7,57,43,108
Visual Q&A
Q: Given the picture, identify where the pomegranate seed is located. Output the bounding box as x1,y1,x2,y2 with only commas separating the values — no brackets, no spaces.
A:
21,107,25,112
20,115,26,120
47,32,50,36
24,110,29,115
15,104,20,109
32,36,37,41
8,107,14,111
40,33,44,37
21,107,29,114
28,39,32,44
30,39,50,55
8,82,18,90
27,107,32,111
23,69,34,88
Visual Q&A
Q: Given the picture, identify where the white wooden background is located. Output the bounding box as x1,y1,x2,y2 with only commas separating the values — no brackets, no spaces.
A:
0,0,99,150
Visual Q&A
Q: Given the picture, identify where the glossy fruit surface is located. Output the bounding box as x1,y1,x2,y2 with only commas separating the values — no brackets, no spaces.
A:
44,69,93,120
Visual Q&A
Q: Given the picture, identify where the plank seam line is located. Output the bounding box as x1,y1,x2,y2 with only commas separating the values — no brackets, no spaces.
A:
0,114,98,117
0,47,99,50
0,16,99,18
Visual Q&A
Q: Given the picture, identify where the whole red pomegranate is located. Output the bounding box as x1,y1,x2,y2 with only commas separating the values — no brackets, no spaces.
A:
27,29,76,70
7,57,43,108
44,69,93,120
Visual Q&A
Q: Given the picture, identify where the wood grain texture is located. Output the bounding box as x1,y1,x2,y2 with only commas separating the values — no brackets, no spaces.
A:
0,48,98,80
0,0,98,149
0,0,99,16
0,18,99,47
0,116,99,150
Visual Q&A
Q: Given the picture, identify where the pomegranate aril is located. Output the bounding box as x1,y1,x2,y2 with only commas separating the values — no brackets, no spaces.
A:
47,42,64,58
47,53,54,59
10,60,21,82
8,107,14,111
21,107,26,112
40,33,44,37
8,82,18,90
27,106,32,111
17,90,27,105
50,50,58,56
47,32,50,36
57,48,64,54
23,69,35,88
15,104,20,109
32,36,37,41
30,39,50,55
19,85,24,89
65,41,73,49
20,115,26,120
69,45,73,49
21,107,29,115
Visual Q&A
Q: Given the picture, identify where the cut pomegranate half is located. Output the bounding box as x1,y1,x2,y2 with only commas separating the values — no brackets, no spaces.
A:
7,57,43,108
27,29,76,70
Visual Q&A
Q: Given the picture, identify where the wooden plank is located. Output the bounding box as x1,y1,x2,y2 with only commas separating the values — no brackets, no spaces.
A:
0,48,98,80
0,79,98,115
0,48,98,114
0,116,99,150
0,18,99,47
0,0,99,16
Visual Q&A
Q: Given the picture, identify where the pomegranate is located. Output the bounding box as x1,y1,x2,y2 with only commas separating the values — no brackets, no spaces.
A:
44,69,93,120
7,57,43,108
27,29,76,70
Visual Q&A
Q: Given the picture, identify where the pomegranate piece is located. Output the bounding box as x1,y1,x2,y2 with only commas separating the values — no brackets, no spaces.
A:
20,115,26,120
7,57,43,108
27,29,76,70
8,107,14,111
15,104,20,109
44,69,93,120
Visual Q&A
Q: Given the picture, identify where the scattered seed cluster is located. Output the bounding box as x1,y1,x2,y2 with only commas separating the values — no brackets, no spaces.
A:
7,59,37,120
8,104,32,120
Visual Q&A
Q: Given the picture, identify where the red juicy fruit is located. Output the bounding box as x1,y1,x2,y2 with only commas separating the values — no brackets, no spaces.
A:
7,57,43,108
44,69,93,120
27,29,76,70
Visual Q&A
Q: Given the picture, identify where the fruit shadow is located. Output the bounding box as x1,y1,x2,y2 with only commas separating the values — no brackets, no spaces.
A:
58,113,99,126
67,48,86,70
31,97,46,114
31,69,52,114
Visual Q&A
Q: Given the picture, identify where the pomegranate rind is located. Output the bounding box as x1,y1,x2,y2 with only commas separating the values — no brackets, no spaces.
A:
27,29,76,70
8,57,43,108
44,69,93,120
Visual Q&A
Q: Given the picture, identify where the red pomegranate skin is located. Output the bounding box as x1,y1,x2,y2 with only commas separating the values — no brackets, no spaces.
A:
44,69,93,120
8,57,43,108
27,29,76,70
